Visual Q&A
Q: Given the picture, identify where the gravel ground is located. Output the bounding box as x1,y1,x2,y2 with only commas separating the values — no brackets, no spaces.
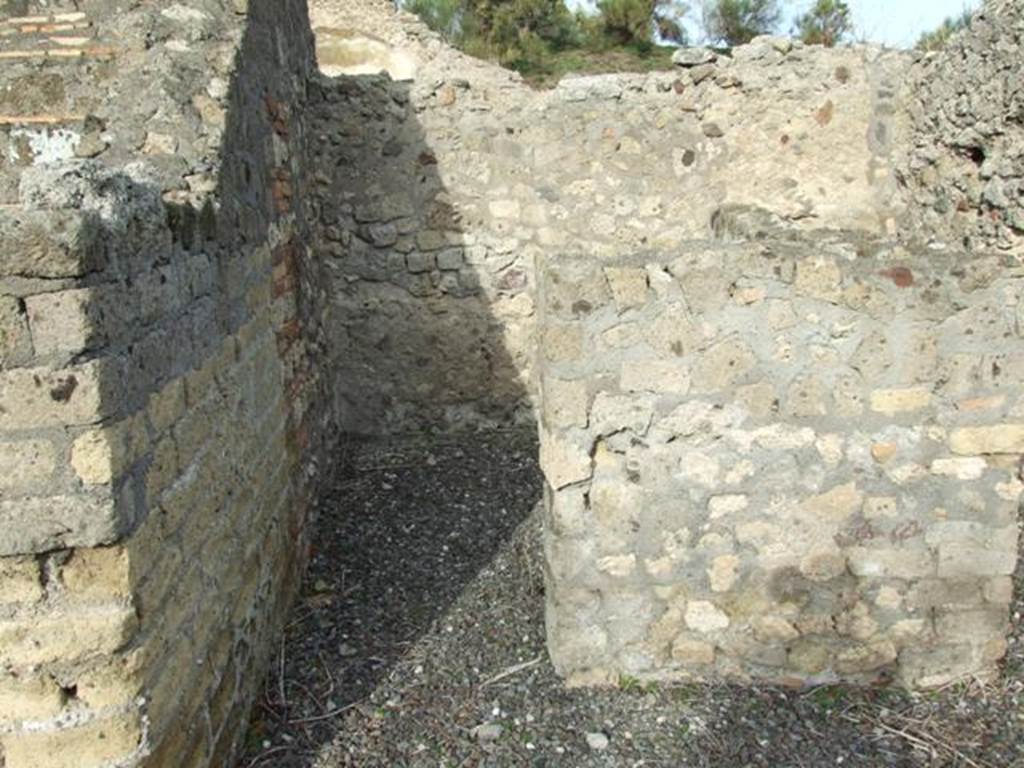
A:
242,431,1024,768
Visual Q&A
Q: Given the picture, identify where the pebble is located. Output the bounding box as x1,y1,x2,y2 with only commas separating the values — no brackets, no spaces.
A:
74,134,109,158
672,46,717,67
586,731,610,750
702,121,725,138
475,723,504,742
338,642,358,657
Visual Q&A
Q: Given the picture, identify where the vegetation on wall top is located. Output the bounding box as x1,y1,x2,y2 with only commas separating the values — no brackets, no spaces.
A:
915,8,973,51
402,0,972,85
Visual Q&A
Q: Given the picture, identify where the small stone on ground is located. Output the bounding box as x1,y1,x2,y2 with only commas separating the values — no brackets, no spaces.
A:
241,431,1024,768
586,731,610,750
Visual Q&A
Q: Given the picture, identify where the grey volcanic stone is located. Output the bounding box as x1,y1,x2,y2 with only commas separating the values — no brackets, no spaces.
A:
586,732,610,750
672,47,717,67
475,723,503,742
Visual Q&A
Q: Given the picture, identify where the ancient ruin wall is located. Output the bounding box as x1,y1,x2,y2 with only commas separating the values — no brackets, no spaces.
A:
307,72,536,432
537,238,1023,687
0,1,335,765
0,0,1021,764
309,0,1023,687
305,2,1021,687
309,14,911,432
900,0,1024,254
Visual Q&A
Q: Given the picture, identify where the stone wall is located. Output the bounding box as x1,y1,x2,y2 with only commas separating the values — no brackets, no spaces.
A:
0,1,335,765
537,235,1022,687
307,10,910,432
899,0,1024,254
307,72,535,432
308,0,1021,687
0,0,1022,764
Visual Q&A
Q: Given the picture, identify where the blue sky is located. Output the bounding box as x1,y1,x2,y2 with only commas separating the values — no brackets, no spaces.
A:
827,0,978,47
569,1,981,49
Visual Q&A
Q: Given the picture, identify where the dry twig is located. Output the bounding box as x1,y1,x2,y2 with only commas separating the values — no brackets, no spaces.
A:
479,655,542,687
288,702,358,725
872,718,990,768
245,745,291,768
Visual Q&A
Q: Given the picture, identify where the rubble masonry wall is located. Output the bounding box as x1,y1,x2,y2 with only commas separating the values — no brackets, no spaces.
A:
0,0,1020,764
536,237,1022,687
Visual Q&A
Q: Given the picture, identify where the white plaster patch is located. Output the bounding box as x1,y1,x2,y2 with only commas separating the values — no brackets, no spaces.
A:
161,4,211,22
9,128,81,165
315,31,417,80
930,457,988,480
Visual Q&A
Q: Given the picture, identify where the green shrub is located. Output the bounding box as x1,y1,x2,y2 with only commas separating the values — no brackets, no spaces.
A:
794,0,852,47
466,0,578,51
404,0,685,83
700,0,781,46
598,0,655,45
596,0,689,47
916,9,973,51
404,0,463,41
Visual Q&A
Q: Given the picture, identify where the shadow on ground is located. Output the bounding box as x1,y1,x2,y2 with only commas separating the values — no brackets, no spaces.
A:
240,430,542,767
242,428,1021,767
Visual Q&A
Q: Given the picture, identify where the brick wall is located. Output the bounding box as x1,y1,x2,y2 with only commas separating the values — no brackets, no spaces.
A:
0,1,335,765
0,0,1021,765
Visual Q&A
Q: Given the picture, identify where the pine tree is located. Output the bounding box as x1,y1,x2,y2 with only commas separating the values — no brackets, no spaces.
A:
597,0,690,46
700,0,781,46
795,0,852,47
404,0,463,41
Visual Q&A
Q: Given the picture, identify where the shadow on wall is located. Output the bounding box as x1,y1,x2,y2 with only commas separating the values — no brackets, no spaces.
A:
306,72,532,434
1,0,329,764
1,1,532,763
233,58,543,765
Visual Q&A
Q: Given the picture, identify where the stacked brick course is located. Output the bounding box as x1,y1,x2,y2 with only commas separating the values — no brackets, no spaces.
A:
0,1,335,765
0,0,1020,764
